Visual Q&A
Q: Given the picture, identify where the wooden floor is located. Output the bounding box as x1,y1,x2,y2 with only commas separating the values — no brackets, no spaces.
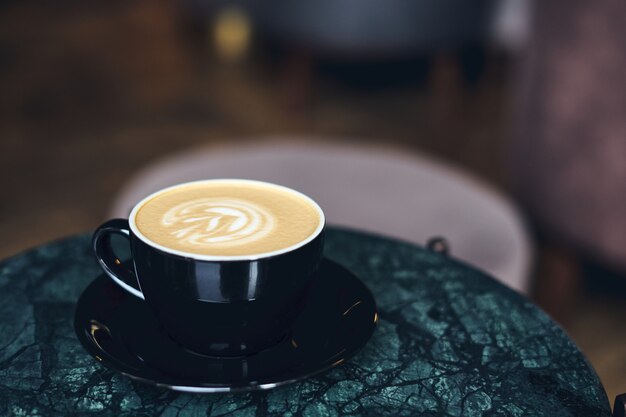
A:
1,0,624,405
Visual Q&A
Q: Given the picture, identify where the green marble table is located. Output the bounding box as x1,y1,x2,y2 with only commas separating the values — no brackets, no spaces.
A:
0,227,611,416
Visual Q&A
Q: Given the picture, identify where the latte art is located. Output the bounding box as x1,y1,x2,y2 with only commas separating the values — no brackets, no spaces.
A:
162,198,274,247
132,180,323,257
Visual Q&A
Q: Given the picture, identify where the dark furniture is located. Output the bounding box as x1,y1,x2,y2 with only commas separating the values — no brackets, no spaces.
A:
0,227,613,416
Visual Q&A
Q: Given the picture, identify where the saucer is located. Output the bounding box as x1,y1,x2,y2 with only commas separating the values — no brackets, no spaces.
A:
74,259,377,393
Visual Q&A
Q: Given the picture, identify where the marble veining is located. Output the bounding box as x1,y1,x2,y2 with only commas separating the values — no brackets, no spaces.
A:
0,228,611,416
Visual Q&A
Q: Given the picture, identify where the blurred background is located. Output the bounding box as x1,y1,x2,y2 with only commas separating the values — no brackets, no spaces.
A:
1,0,625,401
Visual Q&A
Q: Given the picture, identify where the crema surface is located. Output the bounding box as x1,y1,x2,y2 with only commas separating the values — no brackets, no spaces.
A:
134,181,322,257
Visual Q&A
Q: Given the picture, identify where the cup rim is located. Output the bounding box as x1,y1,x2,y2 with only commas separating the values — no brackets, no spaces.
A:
128,179,326,261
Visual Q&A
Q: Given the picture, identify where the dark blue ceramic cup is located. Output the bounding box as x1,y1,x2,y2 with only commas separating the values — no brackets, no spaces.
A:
93,181,325,357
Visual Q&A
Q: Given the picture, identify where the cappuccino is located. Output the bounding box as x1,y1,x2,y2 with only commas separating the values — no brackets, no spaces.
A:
132,180,323,257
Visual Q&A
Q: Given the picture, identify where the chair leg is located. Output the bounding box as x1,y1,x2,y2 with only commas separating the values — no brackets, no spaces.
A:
614,394,626,417
280,48,314,113
533,245,582,326
428,51,462,122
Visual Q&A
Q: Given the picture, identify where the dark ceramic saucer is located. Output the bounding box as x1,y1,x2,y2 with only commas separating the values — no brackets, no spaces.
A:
74,259,377,393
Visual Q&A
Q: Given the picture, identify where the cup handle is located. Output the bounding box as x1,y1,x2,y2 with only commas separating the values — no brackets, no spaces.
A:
92,219,145,300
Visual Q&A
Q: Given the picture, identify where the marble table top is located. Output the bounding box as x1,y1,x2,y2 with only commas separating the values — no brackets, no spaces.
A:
0,227,611,416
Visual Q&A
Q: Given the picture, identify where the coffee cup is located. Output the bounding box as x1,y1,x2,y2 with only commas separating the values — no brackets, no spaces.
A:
92,179,325,357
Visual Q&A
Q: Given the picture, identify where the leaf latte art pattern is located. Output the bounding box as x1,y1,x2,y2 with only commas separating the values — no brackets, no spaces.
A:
161,198,275,247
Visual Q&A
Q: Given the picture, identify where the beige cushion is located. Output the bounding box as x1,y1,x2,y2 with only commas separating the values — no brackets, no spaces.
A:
109,140,533,293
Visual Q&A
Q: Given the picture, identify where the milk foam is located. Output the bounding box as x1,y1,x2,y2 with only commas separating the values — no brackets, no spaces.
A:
132,179,324,258
161,198,274,247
